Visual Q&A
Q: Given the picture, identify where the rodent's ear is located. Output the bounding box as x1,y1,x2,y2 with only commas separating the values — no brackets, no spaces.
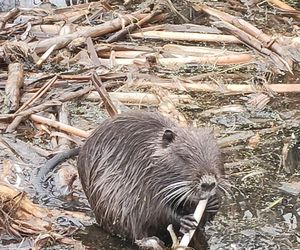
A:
162,129,175,148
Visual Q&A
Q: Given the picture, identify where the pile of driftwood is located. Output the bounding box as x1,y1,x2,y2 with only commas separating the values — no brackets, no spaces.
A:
1,0,300,134
0,0,300,248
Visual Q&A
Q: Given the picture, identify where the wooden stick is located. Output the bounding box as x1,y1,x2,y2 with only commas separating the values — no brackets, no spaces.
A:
57,103,72,150
6,101,62,133
214,20,290,72
179,199,208,248
167,224,179,248
5,63,24,113
99,50,154,59
91,73,118,117
36,44,57,68
30,114,90,138
99,53,254,66
131,31,241,43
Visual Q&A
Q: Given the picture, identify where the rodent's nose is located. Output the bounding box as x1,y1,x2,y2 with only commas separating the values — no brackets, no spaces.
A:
201,182,216,191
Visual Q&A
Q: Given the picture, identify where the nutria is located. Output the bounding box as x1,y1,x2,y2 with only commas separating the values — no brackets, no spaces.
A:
77,110,225,249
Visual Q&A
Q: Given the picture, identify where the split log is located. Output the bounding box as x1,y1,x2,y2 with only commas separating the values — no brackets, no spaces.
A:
5,63,24,113
86,37,101,66
48,114,58,149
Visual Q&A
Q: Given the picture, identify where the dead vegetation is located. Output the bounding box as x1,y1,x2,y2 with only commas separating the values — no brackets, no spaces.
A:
0,0,300,249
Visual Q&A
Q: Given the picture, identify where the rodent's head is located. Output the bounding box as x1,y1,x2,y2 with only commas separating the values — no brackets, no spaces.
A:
154,127,224,205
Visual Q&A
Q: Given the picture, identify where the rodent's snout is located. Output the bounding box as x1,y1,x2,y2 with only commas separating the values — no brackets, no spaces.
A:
199,175,217,199
201,182,216,191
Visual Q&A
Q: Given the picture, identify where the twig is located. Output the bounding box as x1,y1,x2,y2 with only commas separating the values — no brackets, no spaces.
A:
164,0,189,23
30,114,90,138
16,75,58,114
91,73,118,117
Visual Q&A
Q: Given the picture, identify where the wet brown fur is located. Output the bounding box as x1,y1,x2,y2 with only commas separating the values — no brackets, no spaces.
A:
77,111,224,248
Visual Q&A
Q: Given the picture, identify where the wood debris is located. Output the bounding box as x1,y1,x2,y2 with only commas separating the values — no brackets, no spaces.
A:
0,0,300,249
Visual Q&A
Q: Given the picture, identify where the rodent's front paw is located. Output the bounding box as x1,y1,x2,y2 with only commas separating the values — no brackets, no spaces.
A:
179,214,198,234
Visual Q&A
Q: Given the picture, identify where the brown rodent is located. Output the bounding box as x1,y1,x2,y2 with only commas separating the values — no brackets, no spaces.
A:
77,111,225,249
